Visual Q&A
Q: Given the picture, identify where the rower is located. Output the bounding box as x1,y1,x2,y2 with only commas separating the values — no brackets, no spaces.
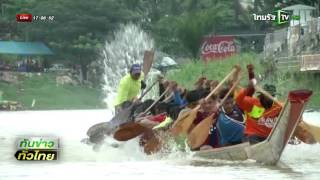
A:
170,81,187,119
177,90,202,120
193,95,220,150
198,91,245,150
214,92,245,147
236,67,282,144
114,64,146,115
219,88,244,123
194,76,208,97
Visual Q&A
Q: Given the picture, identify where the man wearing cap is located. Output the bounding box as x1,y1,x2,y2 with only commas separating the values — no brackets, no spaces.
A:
114,64,146,114
236,72,282,144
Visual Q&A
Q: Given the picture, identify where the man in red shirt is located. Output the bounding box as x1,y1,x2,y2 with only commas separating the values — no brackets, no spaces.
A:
236,78,282,144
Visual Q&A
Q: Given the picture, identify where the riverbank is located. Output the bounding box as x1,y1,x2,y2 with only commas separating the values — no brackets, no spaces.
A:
1,53,319,110
0,73,104,110
166,53,320,109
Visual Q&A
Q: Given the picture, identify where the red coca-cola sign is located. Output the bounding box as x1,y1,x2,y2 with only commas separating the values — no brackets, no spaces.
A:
200,36,237,61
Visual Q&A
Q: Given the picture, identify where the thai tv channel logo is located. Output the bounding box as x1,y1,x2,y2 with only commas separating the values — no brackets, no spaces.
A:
253,9,300,25
14,136,59,161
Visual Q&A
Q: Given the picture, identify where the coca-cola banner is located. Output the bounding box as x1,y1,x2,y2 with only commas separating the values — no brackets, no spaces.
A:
200,36,237,61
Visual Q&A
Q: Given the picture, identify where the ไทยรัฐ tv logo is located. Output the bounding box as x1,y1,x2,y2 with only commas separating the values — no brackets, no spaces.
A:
252,10,300,25
14,136,59,161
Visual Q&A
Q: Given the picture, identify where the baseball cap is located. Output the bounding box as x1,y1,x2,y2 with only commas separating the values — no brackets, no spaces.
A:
130,64,141,74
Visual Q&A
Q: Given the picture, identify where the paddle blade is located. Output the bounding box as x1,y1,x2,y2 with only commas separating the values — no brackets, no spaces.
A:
187,114,215,149
171,108,198,136
143,132,162,155
113,122,148,141
110,106,134,126
86,121,114,144
304,122,320,143
294,122,316,144
86,106,134,143
298,120,319,143
143,50,154,77
87,122,109,136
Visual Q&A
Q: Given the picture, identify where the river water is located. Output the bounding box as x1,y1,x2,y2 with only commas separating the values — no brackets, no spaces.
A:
0,110,319,180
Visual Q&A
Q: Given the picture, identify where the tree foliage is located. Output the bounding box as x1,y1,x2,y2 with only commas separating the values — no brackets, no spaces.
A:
2,0,316,66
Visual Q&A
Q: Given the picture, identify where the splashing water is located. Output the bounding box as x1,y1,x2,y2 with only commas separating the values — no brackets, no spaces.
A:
101,23,155,108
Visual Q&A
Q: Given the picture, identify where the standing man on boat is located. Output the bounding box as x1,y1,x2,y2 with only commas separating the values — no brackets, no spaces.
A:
236,65,282,144
114,64,146,114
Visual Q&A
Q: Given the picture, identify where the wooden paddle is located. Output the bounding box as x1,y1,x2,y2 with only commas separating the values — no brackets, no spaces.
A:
141,50,155,96
113,122,149,141
301,120,320,143
170,67,239,137
143,130,163,155
293,120,318,144
113,87,170,141
187,72,243,149
143,50,154,77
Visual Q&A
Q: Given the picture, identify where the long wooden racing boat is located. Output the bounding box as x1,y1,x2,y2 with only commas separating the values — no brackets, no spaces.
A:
193,89,313,165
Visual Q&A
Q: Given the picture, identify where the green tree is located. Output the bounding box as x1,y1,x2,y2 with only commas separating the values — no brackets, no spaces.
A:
14,0,142,80
175,1,238,59
1,0,265,69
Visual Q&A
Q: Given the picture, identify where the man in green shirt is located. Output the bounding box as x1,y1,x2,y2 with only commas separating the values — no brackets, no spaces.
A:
114,64,146,114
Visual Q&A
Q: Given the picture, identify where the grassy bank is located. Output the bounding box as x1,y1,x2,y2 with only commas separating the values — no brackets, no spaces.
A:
1,54,319,110
166,53,320,109
0,73,105,110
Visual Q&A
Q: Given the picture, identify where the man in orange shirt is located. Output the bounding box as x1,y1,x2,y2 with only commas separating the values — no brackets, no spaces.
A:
236,65,282,144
